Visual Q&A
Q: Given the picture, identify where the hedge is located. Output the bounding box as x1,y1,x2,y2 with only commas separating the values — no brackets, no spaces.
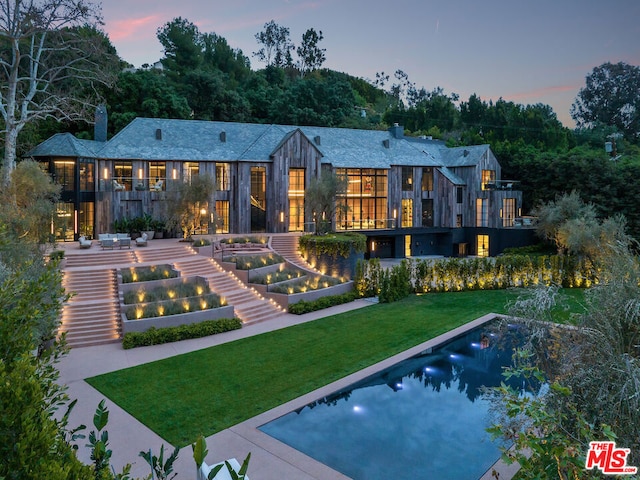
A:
121,318,242,349
288,291,360,315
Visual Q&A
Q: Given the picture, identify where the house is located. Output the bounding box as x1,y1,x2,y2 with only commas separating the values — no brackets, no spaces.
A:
28,115,534,257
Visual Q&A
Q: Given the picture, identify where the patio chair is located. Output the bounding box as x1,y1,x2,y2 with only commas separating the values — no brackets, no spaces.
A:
151,179,163,191
113,179,126,191
135,233,148,247
199,458,249,480
118,237,131,249
101,238,115,250
78,236,92,249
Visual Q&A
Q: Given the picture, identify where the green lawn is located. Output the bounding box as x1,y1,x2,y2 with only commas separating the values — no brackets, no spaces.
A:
86,289,586,446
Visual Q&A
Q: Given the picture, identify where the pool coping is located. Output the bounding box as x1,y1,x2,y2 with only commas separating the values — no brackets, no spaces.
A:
219,312,520,480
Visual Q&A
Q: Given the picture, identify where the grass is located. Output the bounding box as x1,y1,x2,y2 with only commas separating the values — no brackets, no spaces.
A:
86,288,586,447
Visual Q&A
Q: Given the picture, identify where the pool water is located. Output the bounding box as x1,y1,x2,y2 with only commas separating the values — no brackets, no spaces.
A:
259,322,522,480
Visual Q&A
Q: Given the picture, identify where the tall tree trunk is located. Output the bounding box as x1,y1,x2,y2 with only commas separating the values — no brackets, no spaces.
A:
2,127,18,185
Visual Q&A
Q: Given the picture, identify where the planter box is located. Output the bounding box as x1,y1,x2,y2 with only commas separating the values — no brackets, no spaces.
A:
265,281,354,310
117,271,188,295
301,249,364,280
121,305,235,333
216,260,286,284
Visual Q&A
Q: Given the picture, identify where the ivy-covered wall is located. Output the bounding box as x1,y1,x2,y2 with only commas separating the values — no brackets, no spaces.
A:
299,233,366,280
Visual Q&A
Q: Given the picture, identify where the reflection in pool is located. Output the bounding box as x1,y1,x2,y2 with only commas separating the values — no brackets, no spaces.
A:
259,321,526,480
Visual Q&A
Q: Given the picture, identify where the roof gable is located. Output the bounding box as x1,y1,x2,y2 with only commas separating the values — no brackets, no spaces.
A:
26,133,103,158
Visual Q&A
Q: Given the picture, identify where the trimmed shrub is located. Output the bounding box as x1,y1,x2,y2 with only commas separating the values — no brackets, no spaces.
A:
122,318,242,349
288,291,359,314
223,253,284,269
121,264,178,283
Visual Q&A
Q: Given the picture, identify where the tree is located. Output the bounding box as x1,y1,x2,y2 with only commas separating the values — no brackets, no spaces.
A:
156,17,203,80
305,171,347,234
0,159,61,247
0,0,118,184
571,62,640,142
165,174,216,239
253,21,294,68
296,28,325,76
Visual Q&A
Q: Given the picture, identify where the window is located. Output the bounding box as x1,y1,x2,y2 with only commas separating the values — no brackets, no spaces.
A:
502,198,516,227
421,199,433,227
216,163,230,190
456,214,463,227
184,162,199,184
456,186,463,204
78,201,94,238
481,170,496,190
149,162,166,190
402,167,413,191
54,159,75,192
476,198,488,227
250,167,266,232
401,198,413,228
336,168,388,230
215,200,229,233
79,160,94,192
288,168,305,232
421,167,433,191
477,234,489,257
114,161,132,190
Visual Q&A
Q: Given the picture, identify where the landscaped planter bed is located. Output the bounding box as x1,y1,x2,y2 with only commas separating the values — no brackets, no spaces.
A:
121,305,235,334
265,281,354,309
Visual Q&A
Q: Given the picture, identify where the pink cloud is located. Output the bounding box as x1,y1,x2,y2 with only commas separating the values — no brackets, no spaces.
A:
506,84,579,102
106,15,161,41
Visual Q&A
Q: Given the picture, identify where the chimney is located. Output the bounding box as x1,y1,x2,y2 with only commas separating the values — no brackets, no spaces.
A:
155,128,162,140
388,123,404,139
94,104,107,142
463,149,469,157
220,131,226,142
314,135,321,145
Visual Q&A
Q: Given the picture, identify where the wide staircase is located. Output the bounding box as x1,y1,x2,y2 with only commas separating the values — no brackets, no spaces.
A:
59,269,121,348
269,234,316,272
173,256,285,324
65,250,136,269
134,244,196,264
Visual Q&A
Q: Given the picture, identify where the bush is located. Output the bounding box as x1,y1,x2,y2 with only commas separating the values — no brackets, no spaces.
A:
299,232,366,258
122,318,242,349
192,238,211,247
220,236,267,245
288,291,359,314
223,253,284,269
249,267,304,284
268,275,342,294
49,250,65,260
121,264,178,283
123,278,210,304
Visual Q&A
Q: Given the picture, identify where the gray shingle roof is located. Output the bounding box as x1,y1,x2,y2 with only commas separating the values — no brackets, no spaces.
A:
26,133,103,158
27,118,493,173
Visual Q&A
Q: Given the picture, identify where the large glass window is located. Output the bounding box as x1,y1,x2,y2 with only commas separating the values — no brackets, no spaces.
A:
55,202,74,241
336,168,388,229
54,159,75,192
502,198,516,227
184,162,199,184
250,167,266,232
79,160,94,192
476,198,488,227
215,200,229,233
481,170,496,190
402,167,413,191
78,202,94,239
216,163,230,190
149,162,166,190
477,234,489,257
401,198,413,228
421,199,433,227
421,167,433,191
288,168,305,232
457,186,463,204
114,161,132,191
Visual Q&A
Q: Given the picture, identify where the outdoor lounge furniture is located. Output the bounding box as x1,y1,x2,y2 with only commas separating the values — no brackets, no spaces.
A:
78,236,92,249
199,458,249,480
101,238,115,249
151,179,163,191
118,237,131,249
113,179,126,191
135,233,148,247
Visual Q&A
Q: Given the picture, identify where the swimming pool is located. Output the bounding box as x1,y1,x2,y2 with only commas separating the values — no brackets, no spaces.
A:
259,318,521,479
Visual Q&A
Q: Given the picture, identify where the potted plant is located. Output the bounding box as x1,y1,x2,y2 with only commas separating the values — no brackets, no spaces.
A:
135,182,145,191
140,213,155,239
152,218,166,239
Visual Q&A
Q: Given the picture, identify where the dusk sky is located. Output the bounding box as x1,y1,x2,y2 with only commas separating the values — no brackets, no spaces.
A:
101,0,640,128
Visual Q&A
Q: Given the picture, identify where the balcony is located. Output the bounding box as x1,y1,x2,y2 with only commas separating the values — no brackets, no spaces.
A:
483,180,518,190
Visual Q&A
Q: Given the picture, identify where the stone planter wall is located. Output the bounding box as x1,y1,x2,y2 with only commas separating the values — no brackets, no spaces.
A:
301,249,364,280
265,281,354,310
121,305,235,334
216,261,285,284
118,272,204,296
